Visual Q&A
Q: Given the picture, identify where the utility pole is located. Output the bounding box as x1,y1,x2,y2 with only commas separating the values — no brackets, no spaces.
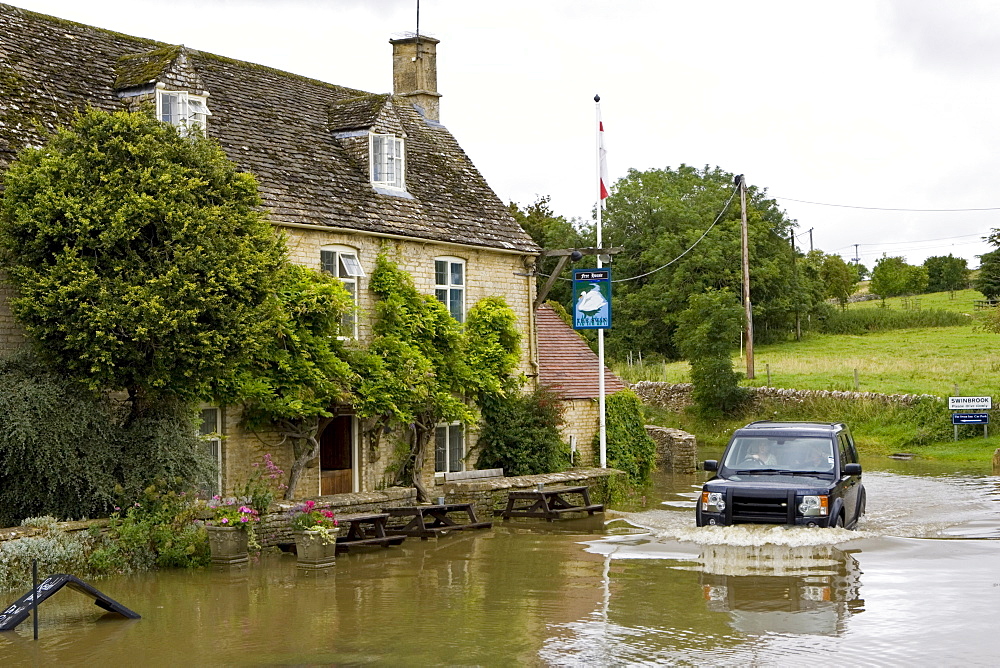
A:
808,228,814,252
790,232,801,341
739,175,754,379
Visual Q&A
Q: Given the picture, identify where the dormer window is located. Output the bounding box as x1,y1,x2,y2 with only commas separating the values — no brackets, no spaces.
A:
157,87,211,133
370,133,405,190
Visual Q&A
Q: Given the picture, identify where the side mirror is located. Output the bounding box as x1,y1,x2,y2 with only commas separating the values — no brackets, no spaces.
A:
703,460,718,472
844,463,862,476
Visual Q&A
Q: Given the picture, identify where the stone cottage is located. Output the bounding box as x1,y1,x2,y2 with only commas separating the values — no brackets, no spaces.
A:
0,3,541,498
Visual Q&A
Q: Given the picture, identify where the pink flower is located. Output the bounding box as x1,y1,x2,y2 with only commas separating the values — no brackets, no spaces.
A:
240,517,248,522
221,518,229,524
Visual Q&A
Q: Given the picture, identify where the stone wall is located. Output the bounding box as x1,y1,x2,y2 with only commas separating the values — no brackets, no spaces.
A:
631,381,942,410
440,467,624,517
645,426,698,473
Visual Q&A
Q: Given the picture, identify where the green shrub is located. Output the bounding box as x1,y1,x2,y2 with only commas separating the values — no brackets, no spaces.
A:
595,390,657,483
89,484,210,573
0,351,214,527
0,517,96,593
476,387,569,475
818,308,969,335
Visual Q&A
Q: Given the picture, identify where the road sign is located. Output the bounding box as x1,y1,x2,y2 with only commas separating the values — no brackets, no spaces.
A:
572,269,611,330
952,413,990,425
948,396,992,410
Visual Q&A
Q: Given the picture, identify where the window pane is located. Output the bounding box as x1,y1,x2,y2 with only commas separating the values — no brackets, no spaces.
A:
450,262,463,286
199,408,218,436
435,426,447,473
160,92,179,124
340,280,357,337
448,424,463,473
435,288,448,306
450,288,463,322
435,260,448,286
339,253,364,278
320,250,336,275
372,135,384,182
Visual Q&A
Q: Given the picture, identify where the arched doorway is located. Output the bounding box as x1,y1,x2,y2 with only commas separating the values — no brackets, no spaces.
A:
320,415,354,495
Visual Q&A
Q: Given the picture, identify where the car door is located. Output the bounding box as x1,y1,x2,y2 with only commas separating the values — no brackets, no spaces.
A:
837,432,861,524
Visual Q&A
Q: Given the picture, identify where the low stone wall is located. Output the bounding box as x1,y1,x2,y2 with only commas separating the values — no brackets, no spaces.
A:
441,467,624,516
645,426,697,473
632,381,942,410
262,487,416,547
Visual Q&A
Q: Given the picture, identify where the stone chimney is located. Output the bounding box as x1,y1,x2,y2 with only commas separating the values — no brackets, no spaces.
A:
390,34,442,121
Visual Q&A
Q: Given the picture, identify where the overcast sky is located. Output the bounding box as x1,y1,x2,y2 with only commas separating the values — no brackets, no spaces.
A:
9,0,1000,267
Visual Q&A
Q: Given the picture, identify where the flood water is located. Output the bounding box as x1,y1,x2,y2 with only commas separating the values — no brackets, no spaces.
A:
2,457,999,666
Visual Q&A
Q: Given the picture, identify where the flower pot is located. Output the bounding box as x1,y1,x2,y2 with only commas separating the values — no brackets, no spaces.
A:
206,525,250,569
293,529,339,571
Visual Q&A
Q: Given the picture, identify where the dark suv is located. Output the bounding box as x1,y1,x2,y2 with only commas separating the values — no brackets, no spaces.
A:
696,421,865,529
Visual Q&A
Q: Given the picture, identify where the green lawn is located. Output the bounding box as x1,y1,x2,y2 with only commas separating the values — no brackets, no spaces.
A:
615,289,999,397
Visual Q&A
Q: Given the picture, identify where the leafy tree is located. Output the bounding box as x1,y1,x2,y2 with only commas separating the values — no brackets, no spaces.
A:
235,264,356,499
870,256,918,303
819,253,857,308
975,248,1000,300
0,108,285,410
600,165,816,359
924,254,968,296
476,386,568,476
508,196,594,308
674,289,747,416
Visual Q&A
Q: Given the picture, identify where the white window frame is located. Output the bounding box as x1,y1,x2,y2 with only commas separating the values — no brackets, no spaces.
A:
321,245,365,338
434,422,465,475
198,406,223,497
434,256,466,322
369,132,405,190
156,85,211,134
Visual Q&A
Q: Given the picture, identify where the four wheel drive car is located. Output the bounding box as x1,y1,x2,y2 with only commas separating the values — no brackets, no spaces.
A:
696,421,866,529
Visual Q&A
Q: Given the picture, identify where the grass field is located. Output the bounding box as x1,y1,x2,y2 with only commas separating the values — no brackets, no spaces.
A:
614,289,999,396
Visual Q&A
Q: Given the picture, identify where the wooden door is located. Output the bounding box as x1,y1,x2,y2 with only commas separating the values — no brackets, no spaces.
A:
320,415,353,495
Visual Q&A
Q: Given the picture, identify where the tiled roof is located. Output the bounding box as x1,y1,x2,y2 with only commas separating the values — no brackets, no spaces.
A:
536,304,627,400
0,3,539,253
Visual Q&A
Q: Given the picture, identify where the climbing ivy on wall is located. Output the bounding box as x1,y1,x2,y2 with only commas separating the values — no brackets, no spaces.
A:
354,253,522,499
595,389,657,483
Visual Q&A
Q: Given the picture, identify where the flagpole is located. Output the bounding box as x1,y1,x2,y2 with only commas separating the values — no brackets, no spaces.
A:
595,94,607,469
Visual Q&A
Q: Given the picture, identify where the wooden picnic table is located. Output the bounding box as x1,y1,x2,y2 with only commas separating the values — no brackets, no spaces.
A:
335,512,405,554
384,503,492,539
496,485,604,522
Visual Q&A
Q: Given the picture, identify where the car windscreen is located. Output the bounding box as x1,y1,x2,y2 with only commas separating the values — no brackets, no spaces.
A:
722,436,835,474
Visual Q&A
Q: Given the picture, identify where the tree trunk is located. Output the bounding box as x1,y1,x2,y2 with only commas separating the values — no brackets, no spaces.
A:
281,415,333,500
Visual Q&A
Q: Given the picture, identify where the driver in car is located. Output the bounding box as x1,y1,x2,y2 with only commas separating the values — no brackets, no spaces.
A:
741,441,777,466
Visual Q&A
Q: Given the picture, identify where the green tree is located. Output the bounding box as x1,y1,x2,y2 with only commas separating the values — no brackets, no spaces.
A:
924,254,968,295
975,248,1000,300
0,108,285,409
235,264,356,499
601,165,815,359
870,256,912,303
674,289,747,416
598,390,657,483
819,253,857,308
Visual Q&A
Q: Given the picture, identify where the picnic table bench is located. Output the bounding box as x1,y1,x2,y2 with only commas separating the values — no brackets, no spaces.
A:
385,503,492,539
496,485,604,522
335,512,405,554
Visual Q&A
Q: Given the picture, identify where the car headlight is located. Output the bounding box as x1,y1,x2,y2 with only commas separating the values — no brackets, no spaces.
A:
799,495,829,516
702,491,725,512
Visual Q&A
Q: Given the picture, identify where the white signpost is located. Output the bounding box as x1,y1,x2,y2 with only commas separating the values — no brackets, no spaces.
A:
949,396,992,439
948,396,992,410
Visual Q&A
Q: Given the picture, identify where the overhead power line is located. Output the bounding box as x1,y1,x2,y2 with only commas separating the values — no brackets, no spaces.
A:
773,196,1000,212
